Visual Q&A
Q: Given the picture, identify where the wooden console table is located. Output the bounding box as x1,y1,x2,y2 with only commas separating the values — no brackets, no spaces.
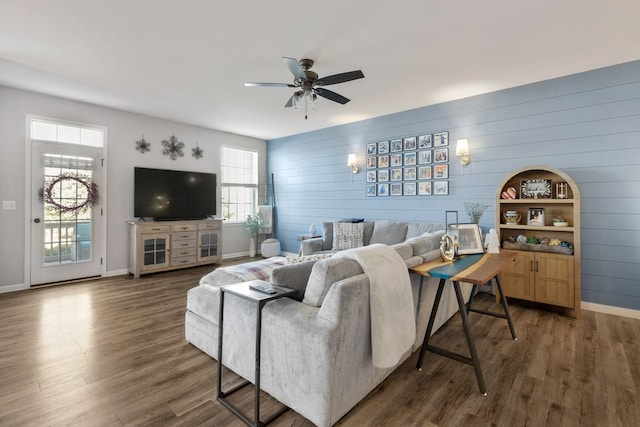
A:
409,251,518,395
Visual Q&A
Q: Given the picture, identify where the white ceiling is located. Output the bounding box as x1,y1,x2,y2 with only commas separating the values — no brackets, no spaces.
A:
1,1,638,140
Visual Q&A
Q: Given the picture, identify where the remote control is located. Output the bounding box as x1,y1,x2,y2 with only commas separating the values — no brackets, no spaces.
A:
249,283,276,294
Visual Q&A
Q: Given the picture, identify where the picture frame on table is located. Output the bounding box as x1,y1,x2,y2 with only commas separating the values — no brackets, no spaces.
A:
450,223,484,255
434,131,449,146
390,139,403,152
418,134,432,148
377,140,390,154
366,143,377,155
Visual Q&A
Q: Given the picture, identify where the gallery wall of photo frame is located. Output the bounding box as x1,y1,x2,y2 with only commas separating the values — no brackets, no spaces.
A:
365,131,449,197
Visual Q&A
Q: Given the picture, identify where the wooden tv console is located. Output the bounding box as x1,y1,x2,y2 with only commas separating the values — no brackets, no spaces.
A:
128,219,222,278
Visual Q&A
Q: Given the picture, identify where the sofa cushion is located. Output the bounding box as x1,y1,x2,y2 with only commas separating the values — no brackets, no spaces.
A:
332,222,364,250
406,231,445,258
406,222,445,239
303,257,364,307
369,220,408,245
285,253,333,265
271,261,318,301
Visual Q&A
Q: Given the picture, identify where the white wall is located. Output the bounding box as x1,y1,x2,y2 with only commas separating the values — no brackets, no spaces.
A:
0,86,266,291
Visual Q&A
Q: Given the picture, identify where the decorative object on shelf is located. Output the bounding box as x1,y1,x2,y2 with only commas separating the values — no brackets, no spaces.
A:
245,213,264,257
527,207,545,226
309,223,317,235
464,201,489,224
553,216,568,227
503,210,521,224
161,134,185,160
192,142,204,159
39,173,99,214
501,186,517,199
520,179,552,199
484,228,500,253
135,134,151,153
556,182,568,199
439,234,456,261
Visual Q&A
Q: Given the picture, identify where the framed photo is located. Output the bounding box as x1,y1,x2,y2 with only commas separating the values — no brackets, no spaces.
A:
418,181,432,195
366,184,376,197
418,150,432,164
378,140,389,154
521,179,552,199
366,156,377,169
378,155,389,168
403,182,417,196
390,139,403,152
434,131,449,146
434,148,448,163
418,134,432,148
418,165,432,180
366,170,377,182
404,152,417,166
390,153,403,167
366,143,377,155
434,180,449,195
450,223,484,255
390,183,403,196
390,168,403,181
377,169,389,182
404,167,416,180
377,183,389,197
434,164,449,179
403,136,417,151
528,207,545,226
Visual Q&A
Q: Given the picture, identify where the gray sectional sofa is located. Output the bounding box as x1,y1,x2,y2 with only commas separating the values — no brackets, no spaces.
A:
184,220,472,427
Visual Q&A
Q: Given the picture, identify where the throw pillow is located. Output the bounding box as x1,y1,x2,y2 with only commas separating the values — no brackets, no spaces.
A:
369,220,408,245
332,222,364,251
285,254,333,265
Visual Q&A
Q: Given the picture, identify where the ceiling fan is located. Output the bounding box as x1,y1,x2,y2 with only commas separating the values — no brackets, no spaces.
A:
244,57,365,119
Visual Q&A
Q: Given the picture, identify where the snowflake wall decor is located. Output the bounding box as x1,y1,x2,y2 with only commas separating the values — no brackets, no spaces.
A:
135,134,151,153
192,143,204,159
161,134,185,160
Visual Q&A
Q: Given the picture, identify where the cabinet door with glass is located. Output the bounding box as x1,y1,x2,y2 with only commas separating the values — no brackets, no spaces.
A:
141,233,170,271
198,230,219,262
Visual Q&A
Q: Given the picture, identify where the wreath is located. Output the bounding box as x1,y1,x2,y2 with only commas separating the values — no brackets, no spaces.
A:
39,173,99,214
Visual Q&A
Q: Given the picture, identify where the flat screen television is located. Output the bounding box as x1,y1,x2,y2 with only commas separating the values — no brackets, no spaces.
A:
134,167,216,220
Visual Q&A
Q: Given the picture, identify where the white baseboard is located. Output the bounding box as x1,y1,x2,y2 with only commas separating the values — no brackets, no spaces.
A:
106,269,129,277
581,301,640,319
0,283,27,293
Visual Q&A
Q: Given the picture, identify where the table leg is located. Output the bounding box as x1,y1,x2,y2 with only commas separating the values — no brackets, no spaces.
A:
452,280,487,395
254,302,263,425
416,278,446,370
494,275,517,340
217,291,225,399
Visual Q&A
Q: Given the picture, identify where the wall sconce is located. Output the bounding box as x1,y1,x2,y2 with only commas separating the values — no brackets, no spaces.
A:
455,139,470,166
347,154,359,174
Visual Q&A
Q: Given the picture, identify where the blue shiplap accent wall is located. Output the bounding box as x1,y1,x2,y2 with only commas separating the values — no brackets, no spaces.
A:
267,60,640,311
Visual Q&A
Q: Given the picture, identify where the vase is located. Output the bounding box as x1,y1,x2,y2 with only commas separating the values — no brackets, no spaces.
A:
249,237,256,257
309,223,317,235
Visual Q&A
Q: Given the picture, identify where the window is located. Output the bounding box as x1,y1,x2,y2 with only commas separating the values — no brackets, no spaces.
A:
31,119,104,147
221,146,258,222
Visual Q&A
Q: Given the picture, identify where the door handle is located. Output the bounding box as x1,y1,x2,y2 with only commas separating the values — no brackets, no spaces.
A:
34,218,41,223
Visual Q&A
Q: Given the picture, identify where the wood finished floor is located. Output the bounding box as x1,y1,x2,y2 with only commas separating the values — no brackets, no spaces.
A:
1,261,639,426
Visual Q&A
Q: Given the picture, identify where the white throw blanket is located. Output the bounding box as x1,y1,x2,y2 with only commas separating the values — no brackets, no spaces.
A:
258,205,273,234
335,244,416,368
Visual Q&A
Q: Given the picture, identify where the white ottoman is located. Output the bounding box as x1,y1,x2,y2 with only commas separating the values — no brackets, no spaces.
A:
261,238,281,257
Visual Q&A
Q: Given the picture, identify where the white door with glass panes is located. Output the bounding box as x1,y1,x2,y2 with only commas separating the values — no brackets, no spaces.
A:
29,119,105,285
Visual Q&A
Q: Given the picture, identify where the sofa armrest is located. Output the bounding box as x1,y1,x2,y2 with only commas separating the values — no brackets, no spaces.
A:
300,237,324,255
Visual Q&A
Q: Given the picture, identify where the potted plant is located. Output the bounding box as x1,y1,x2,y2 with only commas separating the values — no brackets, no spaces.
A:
464,202,490,224
245,213,263,257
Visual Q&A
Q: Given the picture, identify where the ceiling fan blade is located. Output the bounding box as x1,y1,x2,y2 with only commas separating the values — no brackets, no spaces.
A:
284,95,295,108
283,57,306,81
244,82,296,88
314,88,350,105
317,70,364,86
